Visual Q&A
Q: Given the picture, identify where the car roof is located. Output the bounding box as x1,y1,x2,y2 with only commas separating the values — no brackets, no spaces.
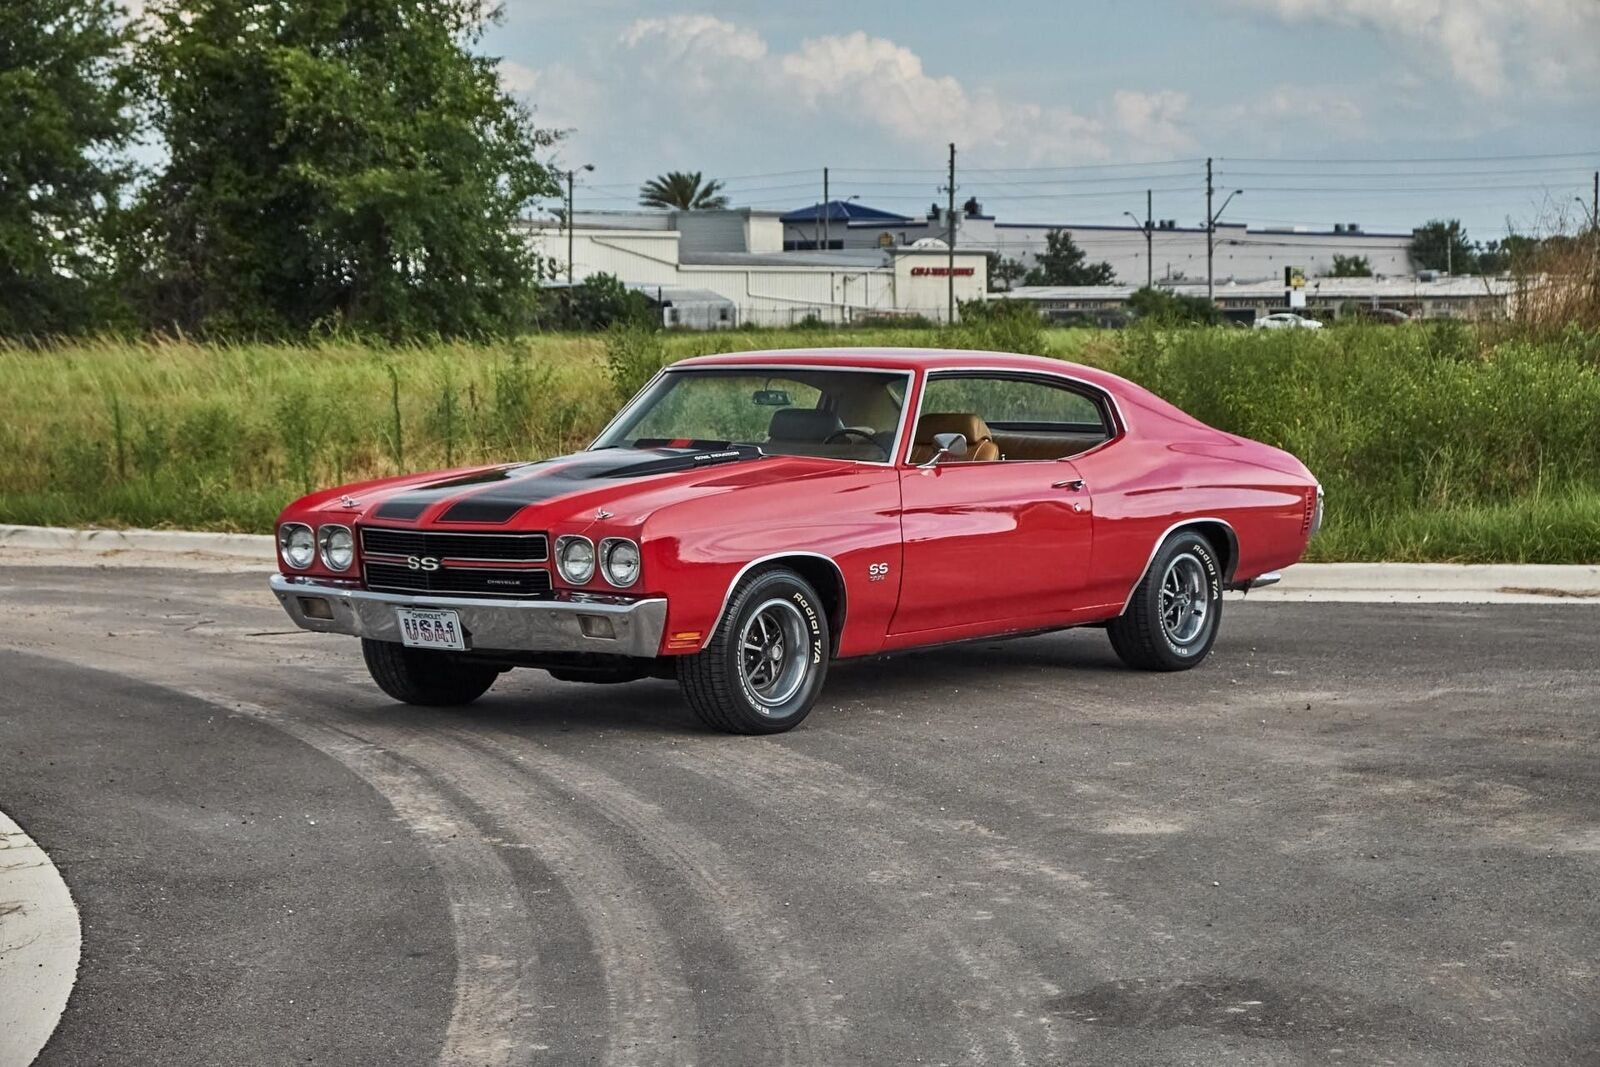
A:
669,347,1128,393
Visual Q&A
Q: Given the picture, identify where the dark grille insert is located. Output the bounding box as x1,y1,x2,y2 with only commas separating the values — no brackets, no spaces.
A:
361,527,548,562
363,562,554,599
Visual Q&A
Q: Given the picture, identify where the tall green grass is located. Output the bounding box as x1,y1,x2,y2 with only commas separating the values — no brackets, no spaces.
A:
0,325,1596,562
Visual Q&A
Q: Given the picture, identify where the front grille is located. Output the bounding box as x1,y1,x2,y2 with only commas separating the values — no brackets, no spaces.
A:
360,527,548,562
363,561,554,599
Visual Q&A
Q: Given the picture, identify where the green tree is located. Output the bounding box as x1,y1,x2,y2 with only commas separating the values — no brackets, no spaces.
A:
0,0,135,335
638,171,729,210
129,0,559,337
1330,254,1372,278
985,252,1028,292
1126,286,1221,325
1410,219,1476,274
1023,229,1116,286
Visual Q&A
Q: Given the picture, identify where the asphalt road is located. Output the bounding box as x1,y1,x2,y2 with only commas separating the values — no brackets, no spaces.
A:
1,561,1597,1066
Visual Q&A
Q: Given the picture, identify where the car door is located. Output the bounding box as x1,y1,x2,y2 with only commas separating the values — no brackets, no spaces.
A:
887,371,1105,637
890,458,1092,635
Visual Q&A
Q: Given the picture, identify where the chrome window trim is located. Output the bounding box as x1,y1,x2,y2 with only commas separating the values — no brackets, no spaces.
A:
1117,517,1240,615
588,364,918,470
900,366,1128,467
702,550,847,652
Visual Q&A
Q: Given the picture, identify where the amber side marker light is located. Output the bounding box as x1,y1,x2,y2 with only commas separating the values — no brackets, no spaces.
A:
298,596,335,621
666,630,703,650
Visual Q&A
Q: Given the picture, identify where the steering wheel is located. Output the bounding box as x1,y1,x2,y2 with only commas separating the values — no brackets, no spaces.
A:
824,427,889,459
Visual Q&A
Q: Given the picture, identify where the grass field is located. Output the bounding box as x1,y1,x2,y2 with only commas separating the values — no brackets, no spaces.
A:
2,322,1597,562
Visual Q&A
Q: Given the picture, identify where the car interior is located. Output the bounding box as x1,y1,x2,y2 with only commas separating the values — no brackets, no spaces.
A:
904,374,1114,464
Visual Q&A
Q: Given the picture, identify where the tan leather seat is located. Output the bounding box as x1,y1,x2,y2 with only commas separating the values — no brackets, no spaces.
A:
909,413,1000,464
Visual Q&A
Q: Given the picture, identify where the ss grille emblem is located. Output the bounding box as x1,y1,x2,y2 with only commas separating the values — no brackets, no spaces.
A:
407,556,441,572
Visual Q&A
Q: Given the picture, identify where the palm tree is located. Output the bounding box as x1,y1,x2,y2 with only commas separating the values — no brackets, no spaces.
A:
638,171,730,211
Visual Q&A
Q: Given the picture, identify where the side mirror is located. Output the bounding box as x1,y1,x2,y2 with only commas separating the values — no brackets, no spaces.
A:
920,431,968,468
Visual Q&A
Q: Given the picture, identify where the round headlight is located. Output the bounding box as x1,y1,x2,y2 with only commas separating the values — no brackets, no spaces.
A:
601,538,640,588
318,524,354,571
278,523,315,570
556,535,595,584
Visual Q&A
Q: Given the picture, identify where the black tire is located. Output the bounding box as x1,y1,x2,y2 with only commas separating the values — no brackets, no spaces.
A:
677,567,830,734
361,638,499,706
1107,530,1224,671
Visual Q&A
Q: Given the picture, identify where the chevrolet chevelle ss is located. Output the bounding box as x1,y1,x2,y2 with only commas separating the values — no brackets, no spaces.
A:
272,349,1323,733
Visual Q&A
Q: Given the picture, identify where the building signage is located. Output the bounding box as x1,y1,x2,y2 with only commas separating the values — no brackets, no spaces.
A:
911,266,975,277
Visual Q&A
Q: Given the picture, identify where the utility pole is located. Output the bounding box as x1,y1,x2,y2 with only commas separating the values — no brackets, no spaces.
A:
1204,159,1243,304
565,163,594,284
1146,188,1154,289
945,142,957,323
822,167,830,249
1446,221,1454,275
1205,158,1214,302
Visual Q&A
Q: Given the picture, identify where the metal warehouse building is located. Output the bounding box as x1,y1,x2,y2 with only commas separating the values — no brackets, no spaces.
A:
780,201,1415,285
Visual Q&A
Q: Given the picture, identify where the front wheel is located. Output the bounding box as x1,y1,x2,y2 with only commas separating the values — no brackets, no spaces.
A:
361,638,500,706
1107,530,1223,671
677,567,830,734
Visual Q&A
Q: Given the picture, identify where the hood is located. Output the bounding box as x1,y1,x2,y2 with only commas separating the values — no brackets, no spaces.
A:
297,446,850,529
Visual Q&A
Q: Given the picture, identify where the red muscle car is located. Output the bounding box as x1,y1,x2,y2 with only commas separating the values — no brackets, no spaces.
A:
272,348,1322,733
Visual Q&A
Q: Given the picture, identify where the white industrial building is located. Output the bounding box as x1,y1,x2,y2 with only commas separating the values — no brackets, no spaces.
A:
1001,274,1514,323
780,201,1415,285
521,207,987,326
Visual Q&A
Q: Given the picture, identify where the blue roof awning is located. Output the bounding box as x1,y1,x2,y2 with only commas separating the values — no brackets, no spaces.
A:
780,200,912,224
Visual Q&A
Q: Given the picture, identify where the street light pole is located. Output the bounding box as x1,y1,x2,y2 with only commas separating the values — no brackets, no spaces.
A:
566,163,594,284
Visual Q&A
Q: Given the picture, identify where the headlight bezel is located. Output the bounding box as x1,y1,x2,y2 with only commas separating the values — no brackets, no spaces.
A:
278,522,315,570
555,534,596,585
317,523,354,572
599,537,641,588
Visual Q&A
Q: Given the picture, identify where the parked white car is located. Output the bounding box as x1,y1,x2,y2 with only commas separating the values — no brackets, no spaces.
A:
1253,312,1324,330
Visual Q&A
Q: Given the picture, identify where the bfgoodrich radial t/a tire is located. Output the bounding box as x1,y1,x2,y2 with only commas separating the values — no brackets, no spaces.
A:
1108,530,1223,671
361,638,500,706
678,567,830,734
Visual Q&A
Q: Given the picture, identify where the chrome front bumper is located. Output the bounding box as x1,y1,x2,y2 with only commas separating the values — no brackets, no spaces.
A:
270,575,667,657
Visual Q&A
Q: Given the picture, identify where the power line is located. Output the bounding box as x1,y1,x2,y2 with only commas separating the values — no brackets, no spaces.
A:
1218,149,1600,165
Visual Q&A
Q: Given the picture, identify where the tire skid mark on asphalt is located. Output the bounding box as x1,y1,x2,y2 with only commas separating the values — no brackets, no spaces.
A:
376,721,702,1067
669,742,1064,1066
176,692,545,1067
454,725,849,1067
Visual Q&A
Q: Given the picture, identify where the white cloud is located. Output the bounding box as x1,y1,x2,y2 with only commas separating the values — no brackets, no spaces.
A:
619,15,1132,164
1234,0,1600,97
1111,90,1197,154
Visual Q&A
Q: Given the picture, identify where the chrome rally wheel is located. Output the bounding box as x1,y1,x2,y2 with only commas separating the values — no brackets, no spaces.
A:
1108,529,1223,671
678,567,830,734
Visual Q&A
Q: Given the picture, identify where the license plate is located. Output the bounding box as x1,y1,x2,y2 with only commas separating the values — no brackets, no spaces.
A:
395,607,466,651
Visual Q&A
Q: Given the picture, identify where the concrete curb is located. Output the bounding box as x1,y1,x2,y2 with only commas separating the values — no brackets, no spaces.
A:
0,810,82,1067
0,523,271,560
2,524,1597,601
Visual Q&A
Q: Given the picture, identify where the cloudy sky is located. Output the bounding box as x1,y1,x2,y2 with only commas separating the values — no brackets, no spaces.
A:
488,1,1600,239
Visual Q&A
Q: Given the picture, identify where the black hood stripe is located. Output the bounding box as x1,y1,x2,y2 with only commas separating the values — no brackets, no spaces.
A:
376,446,765,525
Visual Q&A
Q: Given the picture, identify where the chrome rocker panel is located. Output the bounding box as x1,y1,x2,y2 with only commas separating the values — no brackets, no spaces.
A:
270,574,667,657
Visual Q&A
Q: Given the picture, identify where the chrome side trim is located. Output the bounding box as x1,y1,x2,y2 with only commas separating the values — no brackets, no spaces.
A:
270,575,666,657
702,550,848,652
1116,517,1241,616
589,364,918,469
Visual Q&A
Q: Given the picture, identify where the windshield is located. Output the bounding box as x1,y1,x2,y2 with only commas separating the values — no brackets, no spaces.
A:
594,367,909,463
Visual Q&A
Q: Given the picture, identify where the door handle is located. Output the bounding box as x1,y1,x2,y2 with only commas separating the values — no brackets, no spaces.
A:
1053,478,1086,491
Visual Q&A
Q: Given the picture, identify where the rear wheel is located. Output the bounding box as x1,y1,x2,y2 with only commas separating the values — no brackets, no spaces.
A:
678,567,830,734
1108,530,1223,671
361,638,499,706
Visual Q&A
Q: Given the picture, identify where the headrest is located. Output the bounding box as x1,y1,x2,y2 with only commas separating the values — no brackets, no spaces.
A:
768,408,845,441
915,412,992,444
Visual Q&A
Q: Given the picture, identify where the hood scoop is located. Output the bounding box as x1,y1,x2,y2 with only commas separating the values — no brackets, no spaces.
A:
374,446,766,525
